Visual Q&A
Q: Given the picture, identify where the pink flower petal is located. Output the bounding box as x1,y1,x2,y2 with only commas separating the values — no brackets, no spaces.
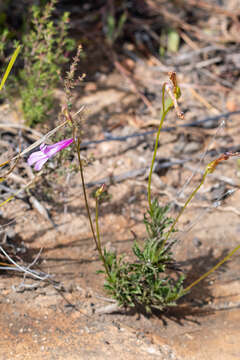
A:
41,138,73,157
28,138,74,171
27,151,47,166
40,143,47,151
34,157,49,171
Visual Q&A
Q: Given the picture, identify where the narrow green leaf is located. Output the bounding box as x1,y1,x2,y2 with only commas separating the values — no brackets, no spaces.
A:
0,45,21,91
167,29,180,53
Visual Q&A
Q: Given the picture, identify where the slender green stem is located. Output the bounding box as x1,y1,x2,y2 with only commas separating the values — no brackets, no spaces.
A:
163,154,240,248
0,45,21,91
148,94,173,211
162,84,166,113
74,137,98,250
163,152,240,295
74,136,111,278
95,197,101,251
162,172,208,249
147,110,165,210
95,197,111,278
183,244,240,294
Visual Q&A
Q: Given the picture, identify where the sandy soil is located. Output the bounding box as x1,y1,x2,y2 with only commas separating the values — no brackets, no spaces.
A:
0,47,240,359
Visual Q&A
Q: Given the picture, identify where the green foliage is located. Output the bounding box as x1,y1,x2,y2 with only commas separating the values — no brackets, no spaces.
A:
102,203,185,313
0,29,9,60
167,29,180,53
0,0,75,126
91,73,240,312
93,74,185,313
144,200,175,240
20,1,74,126
0,45,21,91
159,28,180,56
106,12,127,45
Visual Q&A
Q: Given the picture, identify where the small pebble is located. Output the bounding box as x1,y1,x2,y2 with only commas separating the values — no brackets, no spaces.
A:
193,237,202,248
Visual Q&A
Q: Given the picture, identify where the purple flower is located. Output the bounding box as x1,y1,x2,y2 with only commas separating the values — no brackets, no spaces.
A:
28,138,74,171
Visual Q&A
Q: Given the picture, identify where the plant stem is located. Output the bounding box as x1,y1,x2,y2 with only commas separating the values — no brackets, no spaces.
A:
0,45,21,91
162,152,237,249
162,172,208,249
95,197,111,278
74,137,98,250
148,92,173,211
74,136,111,278
183,244,240,294
147,111,165,210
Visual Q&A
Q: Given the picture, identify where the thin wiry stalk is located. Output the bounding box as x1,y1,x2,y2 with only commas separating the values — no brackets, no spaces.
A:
70,108,111,281
162,171,208,249
95,196,111,278
184,243,240,294
163,152,240,250
164,152,240,294
147,87,173,211
0,45,21,91
74,137,98,251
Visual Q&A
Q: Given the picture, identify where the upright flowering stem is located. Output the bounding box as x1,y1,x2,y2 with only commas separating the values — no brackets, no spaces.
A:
74,136,98,249
63,109,99,254
162,171,208,250
163,152,240,251
74,136,111,277
0,45,21,91
159,151,240,295
183,244,240,294
147,87,174,211
95,187,111,278
148,73,183,212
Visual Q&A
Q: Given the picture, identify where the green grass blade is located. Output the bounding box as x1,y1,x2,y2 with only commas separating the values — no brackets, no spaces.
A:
0,45,21,91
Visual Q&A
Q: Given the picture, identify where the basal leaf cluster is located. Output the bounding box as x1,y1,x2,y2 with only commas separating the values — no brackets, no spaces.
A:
103,200,185,313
